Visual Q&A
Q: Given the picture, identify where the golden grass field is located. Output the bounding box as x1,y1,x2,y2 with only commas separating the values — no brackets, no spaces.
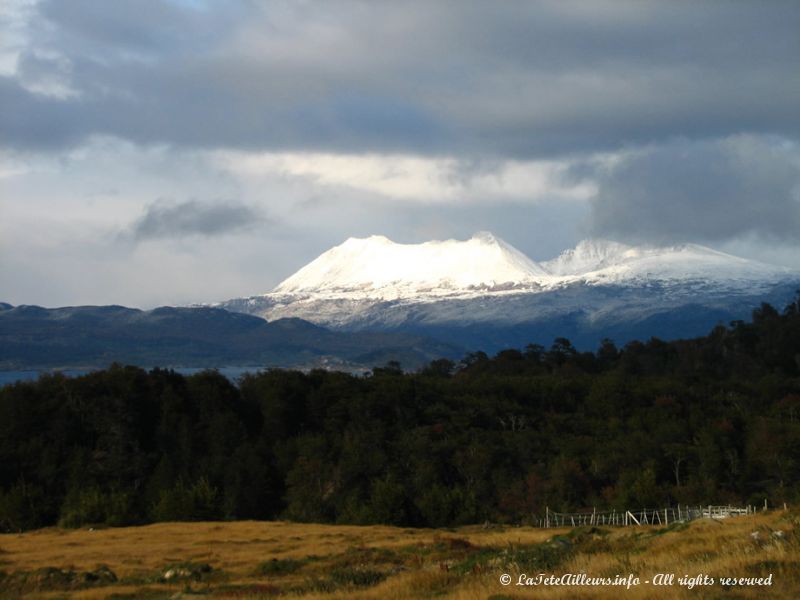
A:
0,508,798,599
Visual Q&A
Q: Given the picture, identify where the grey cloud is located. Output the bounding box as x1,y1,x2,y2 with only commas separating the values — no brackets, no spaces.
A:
2,1,797,157
39,0,240,58
284,189,589,269
588,136,800,245
0,76,85,149
132,200,263,240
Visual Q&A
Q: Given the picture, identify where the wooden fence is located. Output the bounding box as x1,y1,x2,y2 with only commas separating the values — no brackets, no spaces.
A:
536,504,755,528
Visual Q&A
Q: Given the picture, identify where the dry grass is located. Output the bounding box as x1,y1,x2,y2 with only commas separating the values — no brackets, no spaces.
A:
0,509,797,599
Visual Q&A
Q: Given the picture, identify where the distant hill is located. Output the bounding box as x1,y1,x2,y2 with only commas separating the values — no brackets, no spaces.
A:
0,304,462,370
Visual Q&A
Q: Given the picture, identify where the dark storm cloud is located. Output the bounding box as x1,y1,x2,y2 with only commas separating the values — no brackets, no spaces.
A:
4,0,798,157
588,137,800,244
132,200,263,240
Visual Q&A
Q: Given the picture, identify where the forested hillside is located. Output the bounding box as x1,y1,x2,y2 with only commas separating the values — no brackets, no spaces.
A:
1,299,799,532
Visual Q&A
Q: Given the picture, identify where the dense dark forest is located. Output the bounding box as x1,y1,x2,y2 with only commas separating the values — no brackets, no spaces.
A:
1,298,799,532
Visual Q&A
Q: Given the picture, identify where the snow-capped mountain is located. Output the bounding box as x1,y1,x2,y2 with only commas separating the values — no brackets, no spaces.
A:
540,239,789,286
274,231,549,298
216,233,799,351
271,233,791,300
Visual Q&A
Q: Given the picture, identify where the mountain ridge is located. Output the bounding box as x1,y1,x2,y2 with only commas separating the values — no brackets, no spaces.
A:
273,231,549,298
215,233,800,351
0,304,463,371
263,233,794,301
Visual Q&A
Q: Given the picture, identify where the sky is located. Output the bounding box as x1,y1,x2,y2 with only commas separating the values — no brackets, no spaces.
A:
1,0,799,308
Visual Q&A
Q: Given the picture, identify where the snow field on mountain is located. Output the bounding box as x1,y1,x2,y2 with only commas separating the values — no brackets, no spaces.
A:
270,233,792,302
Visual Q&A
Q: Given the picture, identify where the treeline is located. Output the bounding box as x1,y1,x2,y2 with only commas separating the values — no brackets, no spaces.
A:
1,299,799,531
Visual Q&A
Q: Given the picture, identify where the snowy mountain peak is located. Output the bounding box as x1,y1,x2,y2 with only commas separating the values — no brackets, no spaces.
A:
215,234,799,336
273,232,547,298
470,230,499,244
341,234,392,247
541,239,635,276
541,238,791,283
265,233,794,303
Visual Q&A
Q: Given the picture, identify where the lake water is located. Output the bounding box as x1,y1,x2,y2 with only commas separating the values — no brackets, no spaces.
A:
0,366,268,387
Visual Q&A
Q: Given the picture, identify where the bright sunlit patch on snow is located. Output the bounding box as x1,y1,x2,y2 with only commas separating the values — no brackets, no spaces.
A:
274,231,550,298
